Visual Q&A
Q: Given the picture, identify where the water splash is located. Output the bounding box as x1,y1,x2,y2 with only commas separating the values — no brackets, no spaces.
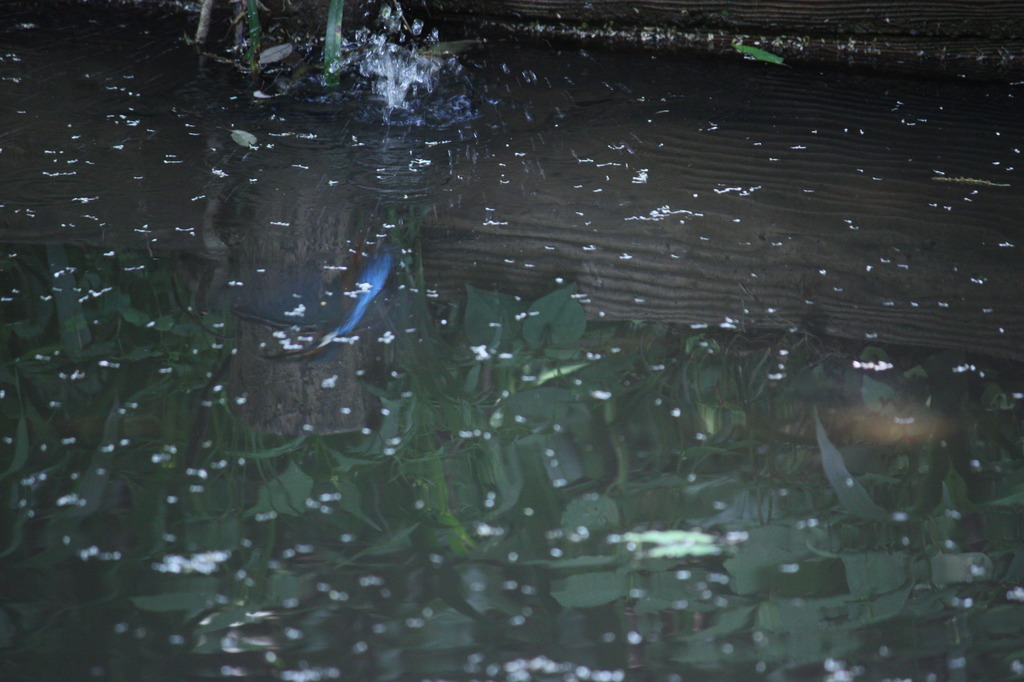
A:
359,33,441,116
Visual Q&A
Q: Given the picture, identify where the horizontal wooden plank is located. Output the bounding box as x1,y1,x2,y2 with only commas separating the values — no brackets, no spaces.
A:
424,227,1024,364
432,16,1024,77
426,0,1024,38
419,0,1024,76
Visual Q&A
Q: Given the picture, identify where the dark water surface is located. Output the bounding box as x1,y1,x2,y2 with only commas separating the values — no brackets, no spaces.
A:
2,4,1024,681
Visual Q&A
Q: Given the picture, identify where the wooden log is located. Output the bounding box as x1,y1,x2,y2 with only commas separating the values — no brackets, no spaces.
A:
415,0,1024,77
424,1,1024,38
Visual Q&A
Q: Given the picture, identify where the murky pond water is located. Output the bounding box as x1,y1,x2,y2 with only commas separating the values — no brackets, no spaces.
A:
2,4,1024,681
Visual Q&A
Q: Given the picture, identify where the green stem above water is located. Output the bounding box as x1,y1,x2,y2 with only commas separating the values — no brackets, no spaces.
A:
245,0,262,71
324,0,345,86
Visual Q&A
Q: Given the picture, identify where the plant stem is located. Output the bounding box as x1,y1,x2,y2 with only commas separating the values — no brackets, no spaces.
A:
195,0,214,45
246,0,261,72
324,0,345,86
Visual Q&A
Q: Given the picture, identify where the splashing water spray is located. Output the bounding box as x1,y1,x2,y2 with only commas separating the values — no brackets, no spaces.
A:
325,0,445,119
360,30,440,114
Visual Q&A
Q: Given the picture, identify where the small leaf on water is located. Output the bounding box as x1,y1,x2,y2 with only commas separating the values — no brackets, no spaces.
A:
733,43,785,65
230,129,258,149
258,43,293,65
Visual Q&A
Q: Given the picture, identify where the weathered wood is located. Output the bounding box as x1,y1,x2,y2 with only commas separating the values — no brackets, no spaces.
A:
407,47,1024,362
423,222,1024,364
426,0,1024,38
417,0,1024,77
212,177,383,436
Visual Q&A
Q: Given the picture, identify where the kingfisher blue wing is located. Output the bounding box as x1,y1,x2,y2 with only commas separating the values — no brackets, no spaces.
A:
332,248,394,337
265,248,394,359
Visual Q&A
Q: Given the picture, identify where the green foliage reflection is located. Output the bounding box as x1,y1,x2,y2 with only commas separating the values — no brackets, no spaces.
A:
1,244,1023,680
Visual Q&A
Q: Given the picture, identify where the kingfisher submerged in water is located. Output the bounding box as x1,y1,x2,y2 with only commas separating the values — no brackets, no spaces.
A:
262,247,394,359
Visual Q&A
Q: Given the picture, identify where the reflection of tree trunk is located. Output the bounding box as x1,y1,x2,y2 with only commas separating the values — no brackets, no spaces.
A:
230,323,373,435
211,178,381,436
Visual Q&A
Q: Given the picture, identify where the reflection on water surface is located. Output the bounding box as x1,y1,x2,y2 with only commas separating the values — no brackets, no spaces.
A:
2,5,1024,682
